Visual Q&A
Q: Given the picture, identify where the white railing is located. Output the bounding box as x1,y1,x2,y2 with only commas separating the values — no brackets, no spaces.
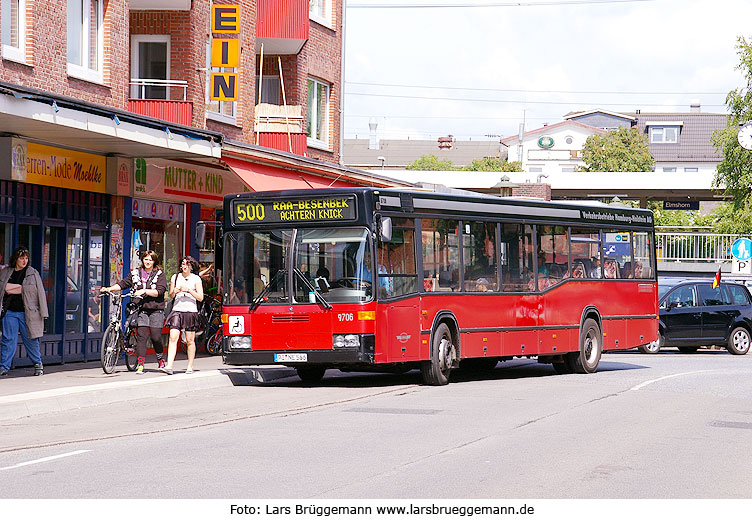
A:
656,230,739,263
129,79,188,101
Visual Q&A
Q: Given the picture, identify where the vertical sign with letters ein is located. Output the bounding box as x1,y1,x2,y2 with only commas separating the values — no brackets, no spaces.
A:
210,5,240,101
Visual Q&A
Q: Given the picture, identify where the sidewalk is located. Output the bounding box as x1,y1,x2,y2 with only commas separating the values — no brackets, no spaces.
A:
0,354,297,422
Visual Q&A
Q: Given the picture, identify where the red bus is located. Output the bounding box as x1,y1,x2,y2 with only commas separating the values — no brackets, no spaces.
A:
217,187,658,385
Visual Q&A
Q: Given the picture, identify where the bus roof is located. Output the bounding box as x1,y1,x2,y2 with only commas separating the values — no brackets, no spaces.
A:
224,187,654,230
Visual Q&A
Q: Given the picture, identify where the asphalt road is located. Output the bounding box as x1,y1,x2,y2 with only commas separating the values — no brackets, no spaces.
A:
2,349,752,499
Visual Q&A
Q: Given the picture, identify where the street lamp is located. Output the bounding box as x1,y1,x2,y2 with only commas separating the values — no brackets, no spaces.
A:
377,156,386,170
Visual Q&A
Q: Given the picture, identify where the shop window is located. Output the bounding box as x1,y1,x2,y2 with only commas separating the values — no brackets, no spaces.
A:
0,181,13,214
43,226,62,334
88,230,105,333
17,183,41,218
131,217,183,284
67,0,104,84
0,223,10,270
422,218,459,292
1,0,26,63
307,78,330,148
463,221,498,292
66,228,86,333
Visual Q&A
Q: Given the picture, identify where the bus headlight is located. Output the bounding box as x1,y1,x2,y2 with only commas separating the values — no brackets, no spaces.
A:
333,334,361,348
228,336,251,350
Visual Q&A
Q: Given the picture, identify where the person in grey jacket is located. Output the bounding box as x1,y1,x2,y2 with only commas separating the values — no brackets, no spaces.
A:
0,246,48,376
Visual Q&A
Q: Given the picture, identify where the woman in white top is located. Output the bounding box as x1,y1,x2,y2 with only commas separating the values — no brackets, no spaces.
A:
163,256,204,374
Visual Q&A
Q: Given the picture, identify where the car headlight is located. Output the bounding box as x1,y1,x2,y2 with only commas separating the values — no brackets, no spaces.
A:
228,336,251,350
334,334,361,348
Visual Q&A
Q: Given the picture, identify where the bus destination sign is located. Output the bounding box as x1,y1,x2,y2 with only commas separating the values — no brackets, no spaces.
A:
232,195,357,225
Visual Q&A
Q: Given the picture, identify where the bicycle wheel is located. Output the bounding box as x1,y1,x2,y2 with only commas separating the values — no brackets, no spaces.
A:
124,328,139,371
206,329,223,355
101,325,122,374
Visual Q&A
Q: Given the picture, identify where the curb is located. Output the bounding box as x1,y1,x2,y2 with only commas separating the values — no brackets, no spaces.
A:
0,366,296,422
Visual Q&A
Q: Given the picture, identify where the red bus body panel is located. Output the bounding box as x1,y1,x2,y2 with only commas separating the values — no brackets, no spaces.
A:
227,280,657,363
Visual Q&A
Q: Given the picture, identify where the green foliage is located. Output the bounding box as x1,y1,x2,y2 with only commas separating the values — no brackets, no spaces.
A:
463,158,522,172
709,200,752,234
580,127,654,172
712,36,752,208
406,155,456,171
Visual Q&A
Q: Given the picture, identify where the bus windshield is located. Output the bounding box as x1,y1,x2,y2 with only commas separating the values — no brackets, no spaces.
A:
225,227,374,305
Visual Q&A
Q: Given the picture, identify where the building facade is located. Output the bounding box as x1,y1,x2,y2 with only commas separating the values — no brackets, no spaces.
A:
0,0,403,368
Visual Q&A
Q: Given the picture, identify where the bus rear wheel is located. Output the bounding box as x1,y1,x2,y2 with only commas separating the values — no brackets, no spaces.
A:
421,322,456,386
567,318,602,374
296,365,326,383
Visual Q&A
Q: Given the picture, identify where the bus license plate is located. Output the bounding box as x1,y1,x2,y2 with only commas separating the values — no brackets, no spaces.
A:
275,353,307,362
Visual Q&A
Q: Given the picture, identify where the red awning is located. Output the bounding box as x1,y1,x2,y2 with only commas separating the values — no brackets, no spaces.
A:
223,157,353,192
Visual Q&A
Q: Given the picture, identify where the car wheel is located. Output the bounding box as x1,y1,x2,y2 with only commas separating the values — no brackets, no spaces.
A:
727,327,751,355
639,333,663,354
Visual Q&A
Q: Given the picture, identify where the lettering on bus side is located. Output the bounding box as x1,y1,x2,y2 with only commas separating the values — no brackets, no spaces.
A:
232,196,357,225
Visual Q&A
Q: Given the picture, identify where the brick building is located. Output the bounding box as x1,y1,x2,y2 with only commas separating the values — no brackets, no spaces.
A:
0,0,404,367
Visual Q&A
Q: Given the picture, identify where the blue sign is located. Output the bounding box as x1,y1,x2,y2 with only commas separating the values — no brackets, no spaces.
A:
731,238,752,260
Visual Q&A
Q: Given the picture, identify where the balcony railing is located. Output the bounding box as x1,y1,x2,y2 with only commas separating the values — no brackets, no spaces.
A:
254,103,307,156
656,229,738,263
256,0,308,54
128,79,192,127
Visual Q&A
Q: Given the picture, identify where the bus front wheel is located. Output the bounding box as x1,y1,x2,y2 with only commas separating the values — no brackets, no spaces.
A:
296,365,326,383
421,322,456,386
567,318,602,373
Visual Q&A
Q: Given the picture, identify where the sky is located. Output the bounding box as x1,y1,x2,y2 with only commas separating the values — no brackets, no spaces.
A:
343,0,752,142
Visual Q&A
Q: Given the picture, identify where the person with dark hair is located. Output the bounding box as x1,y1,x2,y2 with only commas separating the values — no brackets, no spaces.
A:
0,247,48,376
163,256,204,374
100,249,167,374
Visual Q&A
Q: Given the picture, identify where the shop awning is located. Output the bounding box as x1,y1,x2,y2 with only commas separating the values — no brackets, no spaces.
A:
223,156,354,192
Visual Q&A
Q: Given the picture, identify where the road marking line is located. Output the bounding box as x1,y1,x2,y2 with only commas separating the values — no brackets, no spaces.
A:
0,449,91,471
630,370,715,391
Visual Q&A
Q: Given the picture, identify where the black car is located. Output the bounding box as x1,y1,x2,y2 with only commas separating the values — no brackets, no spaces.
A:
649,279,752,355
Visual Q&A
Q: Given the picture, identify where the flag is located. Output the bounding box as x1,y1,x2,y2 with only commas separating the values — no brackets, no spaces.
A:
712,267,721,289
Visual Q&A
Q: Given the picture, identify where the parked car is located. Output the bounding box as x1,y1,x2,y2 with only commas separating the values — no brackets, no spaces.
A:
646,279,752,355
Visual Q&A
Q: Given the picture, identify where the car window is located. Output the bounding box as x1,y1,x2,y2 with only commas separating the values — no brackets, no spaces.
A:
667,285,697,308
697,284,730,306
726,284,751,305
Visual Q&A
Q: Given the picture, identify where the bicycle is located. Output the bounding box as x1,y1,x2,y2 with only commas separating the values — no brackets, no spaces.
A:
100,291,140,374
199,296,223,355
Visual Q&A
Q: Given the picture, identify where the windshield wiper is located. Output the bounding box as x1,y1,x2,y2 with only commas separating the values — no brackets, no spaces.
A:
294,268,332,310
249,269,284,313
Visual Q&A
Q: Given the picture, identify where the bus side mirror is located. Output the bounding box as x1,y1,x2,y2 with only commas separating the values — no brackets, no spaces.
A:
195,223,206,249
379,216,392,243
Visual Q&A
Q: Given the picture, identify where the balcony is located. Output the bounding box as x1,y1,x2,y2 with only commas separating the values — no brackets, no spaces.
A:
128,79,193,127
256,0,309,54
255,103,307,156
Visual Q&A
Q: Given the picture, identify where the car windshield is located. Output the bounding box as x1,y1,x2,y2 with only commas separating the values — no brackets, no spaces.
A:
224,227,374,305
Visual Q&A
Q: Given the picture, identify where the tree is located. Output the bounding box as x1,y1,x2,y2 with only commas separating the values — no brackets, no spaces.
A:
579,127,654,172
406,155,456,171
463,158,522,172
712,36,752,210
